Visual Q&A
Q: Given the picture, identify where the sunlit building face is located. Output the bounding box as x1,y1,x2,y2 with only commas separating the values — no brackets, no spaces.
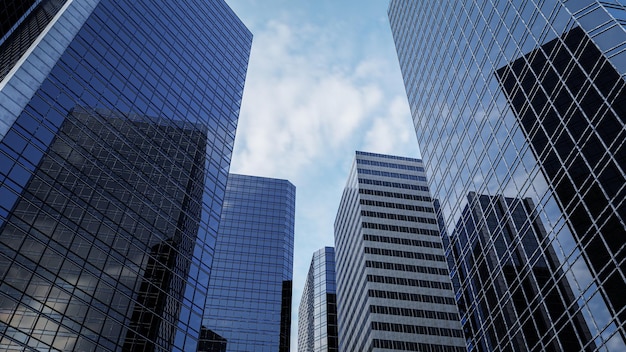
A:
333,151,466,352
389,0,626,350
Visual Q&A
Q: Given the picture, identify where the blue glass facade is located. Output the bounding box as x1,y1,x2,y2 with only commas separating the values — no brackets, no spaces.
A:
389,0,626,350
0,0,251,350
202,174,295,352
297,246,338,352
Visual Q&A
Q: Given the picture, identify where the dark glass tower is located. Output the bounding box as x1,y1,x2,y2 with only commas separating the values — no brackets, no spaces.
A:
334,151,465,352
495,25,626,338
202,174,295,352
389,0,625,350
451,193,594,351
0,0,251,351
297,247,338,352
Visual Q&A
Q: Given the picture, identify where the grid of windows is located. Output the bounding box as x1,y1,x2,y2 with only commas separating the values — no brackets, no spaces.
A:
360,199,434,213
369,305,459,321
0,0,67,81
451,193,595,351
372,339,467,352
362,222,439,236
365,260,449,276
362,210,438,224
356,158,425,172
496,25,626,342
0,1,251,351
0,0,37,40
368,289,457,305
371,321,463,338
334,151,465,351
366,274,452,290
358,168,427,182
358,178,431,193
389,0,626,350
202,174,295,352
359,188,432,202
363,234,443,249
297,247,338,352
364,247,445,262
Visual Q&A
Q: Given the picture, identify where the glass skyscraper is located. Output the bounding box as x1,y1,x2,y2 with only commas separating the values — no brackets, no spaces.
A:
202,174,295,352
0,0,251,350
451,192,594,351
297,246,338,352
389,0,625,350
334,151,466,352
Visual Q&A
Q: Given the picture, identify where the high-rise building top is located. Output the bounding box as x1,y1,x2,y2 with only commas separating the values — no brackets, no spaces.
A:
0,0,251,350
334,151,466,352
297,246,338,352
202,174,295,352
389,0,625,350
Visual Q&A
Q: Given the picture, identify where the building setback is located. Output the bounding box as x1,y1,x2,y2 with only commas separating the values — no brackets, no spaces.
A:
0,0,251,351
297,247,338,352
202,174,295,352
389,0,625,350
334,151,466,352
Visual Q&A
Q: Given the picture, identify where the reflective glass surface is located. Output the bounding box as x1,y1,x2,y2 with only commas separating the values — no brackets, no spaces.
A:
0,0,252,350
389,0,625,350
451,193,594,351
297,246,338,352
202,174,295,352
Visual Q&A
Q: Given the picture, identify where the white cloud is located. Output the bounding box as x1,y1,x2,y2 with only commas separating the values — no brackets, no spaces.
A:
363,95,416,154
230,19,410,181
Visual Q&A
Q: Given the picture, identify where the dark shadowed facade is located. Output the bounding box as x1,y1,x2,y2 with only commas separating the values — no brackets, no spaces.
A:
496,26,626,339
1,108,207,350
450,193,594,351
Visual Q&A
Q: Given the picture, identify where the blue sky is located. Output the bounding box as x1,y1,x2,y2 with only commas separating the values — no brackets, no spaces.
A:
224,0,419,348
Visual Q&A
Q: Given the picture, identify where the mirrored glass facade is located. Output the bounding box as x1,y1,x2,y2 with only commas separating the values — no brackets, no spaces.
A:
389,0,625,350
451,193,594,351
0,0,252,350
297,246,338,352
334,151,466,352
496,25,626,340
202,174,295,352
